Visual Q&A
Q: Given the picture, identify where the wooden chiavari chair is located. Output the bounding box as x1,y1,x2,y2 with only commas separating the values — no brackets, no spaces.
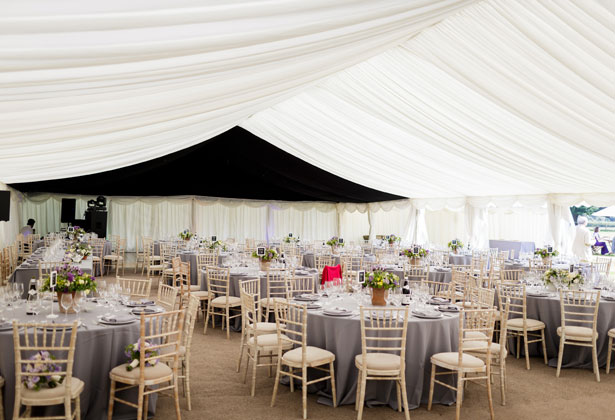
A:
289,272,316,297
88,238,106,277
116,276,152,300
271,301,337,419
134,236,146,274
204,266,241,339
157,284,179,311
160,242,178,284
37,261,62,283
428,309,496,420
144,242,165,279
355,307,410,420
260,269,290,321
500,269,523,283
108,310,184,420
591,257,612,277
556,290,601,381
172,260,191,309
13,321,83,420
607,328,615,374
498,284,547,370
421,279,454,301
103,238,126,276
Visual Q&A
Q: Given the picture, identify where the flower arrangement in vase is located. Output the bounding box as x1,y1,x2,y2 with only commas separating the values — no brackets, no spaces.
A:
402,246,429,265
387,234,401,246
178,229,194,241
252,247,279,270
543,269,583,290
534,247,559,263
364,268,400,306
207,240,227,251
68,242,92,260
40,264,97,313
283,235,299,244
326,236,344,252
447,239,464,254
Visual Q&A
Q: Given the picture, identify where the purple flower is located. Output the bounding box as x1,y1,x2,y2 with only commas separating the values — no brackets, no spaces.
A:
67,273,74,282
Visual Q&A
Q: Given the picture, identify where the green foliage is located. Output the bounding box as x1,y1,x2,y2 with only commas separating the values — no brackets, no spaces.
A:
570,206,604,222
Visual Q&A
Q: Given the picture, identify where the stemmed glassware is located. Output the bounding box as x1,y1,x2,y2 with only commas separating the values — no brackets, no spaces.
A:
60,293,73,322
73,293,83,325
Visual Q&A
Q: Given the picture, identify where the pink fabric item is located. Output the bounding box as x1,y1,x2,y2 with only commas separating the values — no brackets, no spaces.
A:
321,264,342,284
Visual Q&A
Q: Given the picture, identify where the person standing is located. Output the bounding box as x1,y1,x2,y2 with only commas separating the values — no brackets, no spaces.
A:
19,218,35,236
572,216,593,261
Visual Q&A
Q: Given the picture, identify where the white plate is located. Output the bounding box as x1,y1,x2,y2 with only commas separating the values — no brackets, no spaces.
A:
99,317,136,325
412,311,442,319
322,310,353,317
527,293,549,297
131,307,164,315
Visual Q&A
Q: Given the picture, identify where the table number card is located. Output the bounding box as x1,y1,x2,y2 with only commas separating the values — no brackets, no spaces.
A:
256,247,265,256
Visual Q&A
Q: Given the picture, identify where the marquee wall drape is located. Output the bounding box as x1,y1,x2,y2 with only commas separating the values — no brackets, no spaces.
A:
0,182,22,248
0,0,474,183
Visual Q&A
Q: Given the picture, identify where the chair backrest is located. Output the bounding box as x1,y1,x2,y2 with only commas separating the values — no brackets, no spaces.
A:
315,255,334,272
13,321,78,402
497,296,512,356
206,266,231,300
113,238,126,257
289,273,315,297
265,269,289,301
38,261,62,281
197,253,218,271
274,301,307,357
500,269,523,282
405,266,429,283
89,238,106,260
559,290,600,336
498,250,510,260
161,243,178,265
421,279,453,300
592,257,612,276
240,281,260,330
182,295,199,350
173,261,191,307
468,287,495,309
136,310,184,380
498,283,527,322
157,284,179,311
359,307,409,368
117,276,152,299
528,259,551,274
459,308,496,360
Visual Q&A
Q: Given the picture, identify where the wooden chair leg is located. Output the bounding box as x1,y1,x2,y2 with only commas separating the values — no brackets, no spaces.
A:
226,306,231,340
271,358,282,407
107,380,116,420
357,368,367,420
455,372,463,420
75,395,81,420
400,375,410,420
251,349,258,397
541,329,548,364
185,357,192,411
523,331,530,370
173,377,181,420
427,364,436,411
556,337,565,378
607,337,613,374
500,358,506,406
302,367,308,420
355,370,362,411
592,342,600,382
486,365,494,420
396,379,402,412
204,304,212,335
143,393,149,420
329,361,337,408
136,384,145,420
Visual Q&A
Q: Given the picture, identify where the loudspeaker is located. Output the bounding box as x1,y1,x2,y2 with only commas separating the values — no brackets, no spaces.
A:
61,198,76,223
85,210,107,238
0,190,10,222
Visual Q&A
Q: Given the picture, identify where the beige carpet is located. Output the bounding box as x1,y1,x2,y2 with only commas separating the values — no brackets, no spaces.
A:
102,268,615,420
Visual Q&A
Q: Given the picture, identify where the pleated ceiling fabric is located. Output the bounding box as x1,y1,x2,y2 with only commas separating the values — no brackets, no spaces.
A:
242,0,615,199
0,0,474,183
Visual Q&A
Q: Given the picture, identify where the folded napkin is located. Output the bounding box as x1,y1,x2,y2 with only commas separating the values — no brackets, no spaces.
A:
128,300,155,306
132,307,162,314
323,306,351,315
438,305,460,312
429,297,450,305
412,309,440,317
102,314,134,323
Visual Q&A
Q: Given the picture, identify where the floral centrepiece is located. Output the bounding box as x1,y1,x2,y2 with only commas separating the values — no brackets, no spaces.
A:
125,341,159,371
178,229,194,240
365,268,400,306
40,264,97,293
387,234,401,245
22,351,63,391
326,236,344,248
283,235,299,244
543,269,584,289
252,248,279,262
71,226,86,237
207,240,228,251
68,242,92,258
447,239,464,252
534,248,559,258
402,246,429,259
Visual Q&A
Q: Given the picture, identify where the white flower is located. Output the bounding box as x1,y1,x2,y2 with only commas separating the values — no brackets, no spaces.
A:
129,359,139,369
51,375,62,383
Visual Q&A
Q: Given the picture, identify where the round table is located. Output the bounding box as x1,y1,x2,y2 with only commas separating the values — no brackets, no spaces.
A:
448,254,472,265
510,293,615,369
0,302,152,420
296,295,459,410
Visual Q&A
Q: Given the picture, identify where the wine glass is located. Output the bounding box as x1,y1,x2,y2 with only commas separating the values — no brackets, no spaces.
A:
73,293,83,325
60,293,73,322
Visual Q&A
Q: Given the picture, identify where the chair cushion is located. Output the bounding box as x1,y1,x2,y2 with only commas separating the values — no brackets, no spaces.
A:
189,285,202,292
211,296,241,306
247,322,277,333
465,331,488,339
282,346,335,366
248,333,292,350
110,362,172,382
20,378,84,401
431,352,485,369
506,318,545,330
191,291,212,299
355,353,401,372
462,341,506,356
557,326,597,341
259,297,288,307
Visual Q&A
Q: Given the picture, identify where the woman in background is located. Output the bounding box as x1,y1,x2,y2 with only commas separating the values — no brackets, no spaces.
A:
593,226,610,255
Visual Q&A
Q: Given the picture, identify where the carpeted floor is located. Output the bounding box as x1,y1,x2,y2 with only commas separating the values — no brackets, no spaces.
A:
102,265,615,420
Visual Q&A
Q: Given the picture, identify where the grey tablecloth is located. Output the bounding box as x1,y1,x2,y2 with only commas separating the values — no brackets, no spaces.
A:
489,240,535,259
298,297,458,410
508,295,615,370
10,258,93,299
386,268,452,284
200,268,319,297
448,254,472,265
302,253,340,269
0,304,153,420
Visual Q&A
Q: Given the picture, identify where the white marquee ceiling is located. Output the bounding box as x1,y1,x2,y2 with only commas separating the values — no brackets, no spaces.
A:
0,0,613,202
